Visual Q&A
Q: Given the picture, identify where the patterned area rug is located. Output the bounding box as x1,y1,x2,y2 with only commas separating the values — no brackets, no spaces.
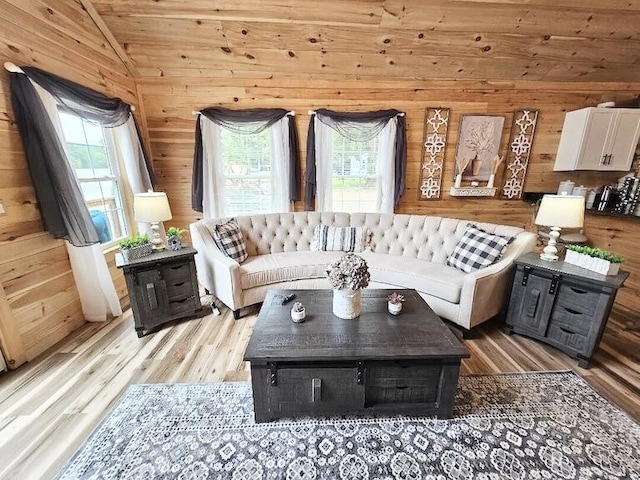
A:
57,372,639,480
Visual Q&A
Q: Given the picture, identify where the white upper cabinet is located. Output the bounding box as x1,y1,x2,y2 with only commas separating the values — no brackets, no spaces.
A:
553,107,640,171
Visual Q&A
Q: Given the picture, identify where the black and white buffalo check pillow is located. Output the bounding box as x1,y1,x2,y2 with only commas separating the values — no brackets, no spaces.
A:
447,225,514,273
211,219,248,263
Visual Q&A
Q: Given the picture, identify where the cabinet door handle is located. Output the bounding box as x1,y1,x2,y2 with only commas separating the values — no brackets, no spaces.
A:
311,378,322,403
146,283,158,310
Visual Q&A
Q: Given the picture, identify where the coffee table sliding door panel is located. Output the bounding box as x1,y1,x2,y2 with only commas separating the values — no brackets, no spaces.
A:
252,363,364,422
365,360,461,418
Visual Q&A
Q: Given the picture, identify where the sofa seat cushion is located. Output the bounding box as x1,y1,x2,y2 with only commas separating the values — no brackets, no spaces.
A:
361,252,465,304
240,251,345,290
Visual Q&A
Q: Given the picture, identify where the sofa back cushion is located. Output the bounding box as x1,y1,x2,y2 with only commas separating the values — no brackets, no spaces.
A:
201,212,527,264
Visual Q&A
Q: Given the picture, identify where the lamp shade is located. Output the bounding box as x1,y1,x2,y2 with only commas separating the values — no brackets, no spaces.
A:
134,192,172,223
534,194,585,228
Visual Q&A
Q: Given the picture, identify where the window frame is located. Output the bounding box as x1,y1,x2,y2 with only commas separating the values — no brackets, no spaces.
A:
57,110,135,249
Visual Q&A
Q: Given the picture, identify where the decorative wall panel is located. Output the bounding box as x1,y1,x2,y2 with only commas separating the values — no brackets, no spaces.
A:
418,108,450,200
501,110,539,200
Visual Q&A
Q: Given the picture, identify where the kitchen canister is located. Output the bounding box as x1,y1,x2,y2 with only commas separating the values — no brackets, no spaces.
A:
572,185,588,198
586,189,597,209
557,180,575,195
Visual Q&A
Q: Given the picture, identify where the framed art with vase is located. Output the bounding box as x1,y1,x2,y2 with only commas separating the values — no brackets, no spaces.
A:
454,115,505,183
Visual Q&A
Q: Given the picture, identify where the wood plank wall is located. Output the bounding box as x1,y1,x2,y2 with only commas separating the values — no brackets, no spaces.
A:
0,0,140,368
140,77,640,313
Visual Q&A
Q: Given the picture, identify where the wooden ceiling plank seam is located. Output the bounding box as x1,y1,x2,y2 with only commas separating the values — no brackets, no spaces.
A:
0,30,136,100
3,0,127,68
378,0,640,42
78,0,141,78
0,9,132,78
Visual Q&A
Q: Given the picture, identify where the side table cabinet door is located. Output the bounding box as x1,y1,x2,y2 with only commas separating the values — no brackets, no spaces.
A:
133,269,169,327
508,268,556,336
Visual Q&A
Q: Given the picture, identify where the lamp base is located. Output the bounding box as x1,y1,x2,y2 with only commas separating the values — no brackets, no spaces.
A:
150,222,166,252
539,226,560,262
539,252,559,262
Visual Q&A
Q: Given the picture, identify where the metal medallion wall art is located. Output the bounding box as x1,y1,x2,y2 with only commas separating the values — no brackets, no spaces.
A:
450,115,506,197
500,110,539,200
418,108,450,200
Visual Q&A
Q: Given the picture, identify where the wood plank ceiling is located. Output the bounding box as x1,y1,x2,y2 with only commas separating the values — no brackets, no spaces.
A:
90,0,640,82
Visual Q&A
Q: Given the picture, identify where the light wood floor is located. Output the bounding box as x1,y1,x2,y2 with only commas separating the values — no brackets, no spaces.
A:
0,302,638,480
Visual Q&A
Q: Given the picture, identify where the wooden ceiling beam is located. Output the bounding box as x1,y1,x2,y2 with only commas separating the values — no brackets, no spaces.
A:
79,0,140,78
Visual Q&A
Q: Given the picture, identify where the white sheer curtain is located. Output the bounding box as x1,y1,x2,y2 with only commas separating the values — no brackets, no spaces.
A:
113,118,153,235
314,115,397,214
377,118,397,214
315,117,335,212
200,116,225,218
32,81,122,322
270,116,292,212
200,115,292,217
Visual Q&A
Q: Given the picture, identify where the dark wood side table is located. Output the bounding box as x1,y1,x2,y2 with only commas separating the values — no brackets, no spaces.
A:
505,252,628,368
116,247,204,337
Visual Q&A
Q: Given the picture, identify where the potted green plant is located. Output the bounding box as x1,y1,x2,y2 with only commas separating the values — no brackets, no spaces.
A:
166,227,186,251
387,292,405,315
564,245,623,276
119,233,152,262
290,301,306,323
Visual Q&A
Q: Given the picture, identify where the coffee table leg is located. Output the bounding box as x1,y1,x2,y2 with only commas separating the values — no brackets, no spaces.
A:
436,363,461,419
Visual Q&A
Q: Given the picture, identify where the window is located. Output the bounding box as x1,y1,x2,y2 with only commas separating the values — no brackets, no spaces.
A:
312,115,398,214
196,111,296,218
331,132,380,212
219,127,273,216
58,111,130,245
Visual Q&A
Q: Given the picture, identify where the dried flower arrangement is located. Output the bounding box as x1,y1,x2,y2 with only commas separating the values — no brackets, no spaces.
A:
387,292,405,305
326,253,370,290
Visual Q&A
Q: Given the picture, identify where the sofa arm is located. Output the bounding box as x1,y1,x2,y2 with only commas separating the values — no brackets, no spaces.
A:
190,222,242,310
457,232,537,329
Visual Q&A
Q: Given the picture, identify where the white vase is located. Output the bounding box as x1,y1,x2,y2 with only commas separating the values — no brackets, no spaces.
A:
388,302,402,315
333,289,361,319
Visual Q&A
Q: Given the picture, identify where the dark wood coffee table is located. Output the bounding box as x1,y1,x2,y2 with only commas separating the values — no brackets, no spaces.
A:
244,289,470,423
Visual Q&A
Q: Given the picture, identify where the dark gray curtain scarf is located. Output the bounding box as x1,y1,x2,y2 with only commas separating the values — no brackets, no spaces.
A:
191,107,300,212
9,67,154,246
304,109,407,211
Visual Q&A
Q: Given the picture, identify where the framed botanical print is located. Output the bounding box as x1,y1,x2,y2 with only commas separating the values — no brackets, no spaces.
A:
454,115,505,182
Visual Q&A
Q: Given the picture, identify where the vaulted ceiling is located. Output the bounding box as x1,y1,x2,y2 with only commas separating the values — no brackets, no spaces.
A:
89,0,640,82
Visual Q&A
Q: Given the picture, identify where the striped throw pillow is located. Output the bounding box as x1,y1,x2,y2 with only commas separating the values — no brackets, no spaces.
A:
312,225,370,253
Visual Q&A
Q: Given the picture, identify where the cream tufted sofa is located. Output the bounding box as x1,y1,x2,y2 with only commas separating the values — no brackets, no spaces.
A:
190,212,536,332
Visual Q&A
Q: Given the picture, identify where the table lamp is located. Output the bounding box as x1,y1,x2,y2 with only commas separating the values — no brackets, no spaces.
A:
534,194,585,262
134,191,172,251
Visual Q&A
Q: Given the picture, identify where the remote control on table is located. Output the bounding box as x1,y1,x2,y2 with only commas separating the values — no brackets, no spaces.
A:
281,293,296,305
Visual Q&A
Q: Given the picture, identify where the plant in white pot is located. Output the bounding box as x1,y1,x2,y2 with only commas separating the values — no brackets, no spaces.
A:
564,245,623,276
290,301,306,323
166,227,186,251
387,292,405,315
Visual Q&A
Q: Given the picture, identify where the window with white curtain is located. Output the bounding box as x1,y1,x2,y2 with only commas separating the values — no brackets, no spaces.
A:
219,127,274,216
58,110,132,245
199,114,292,218
331,130,381,212
313,117,397,214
